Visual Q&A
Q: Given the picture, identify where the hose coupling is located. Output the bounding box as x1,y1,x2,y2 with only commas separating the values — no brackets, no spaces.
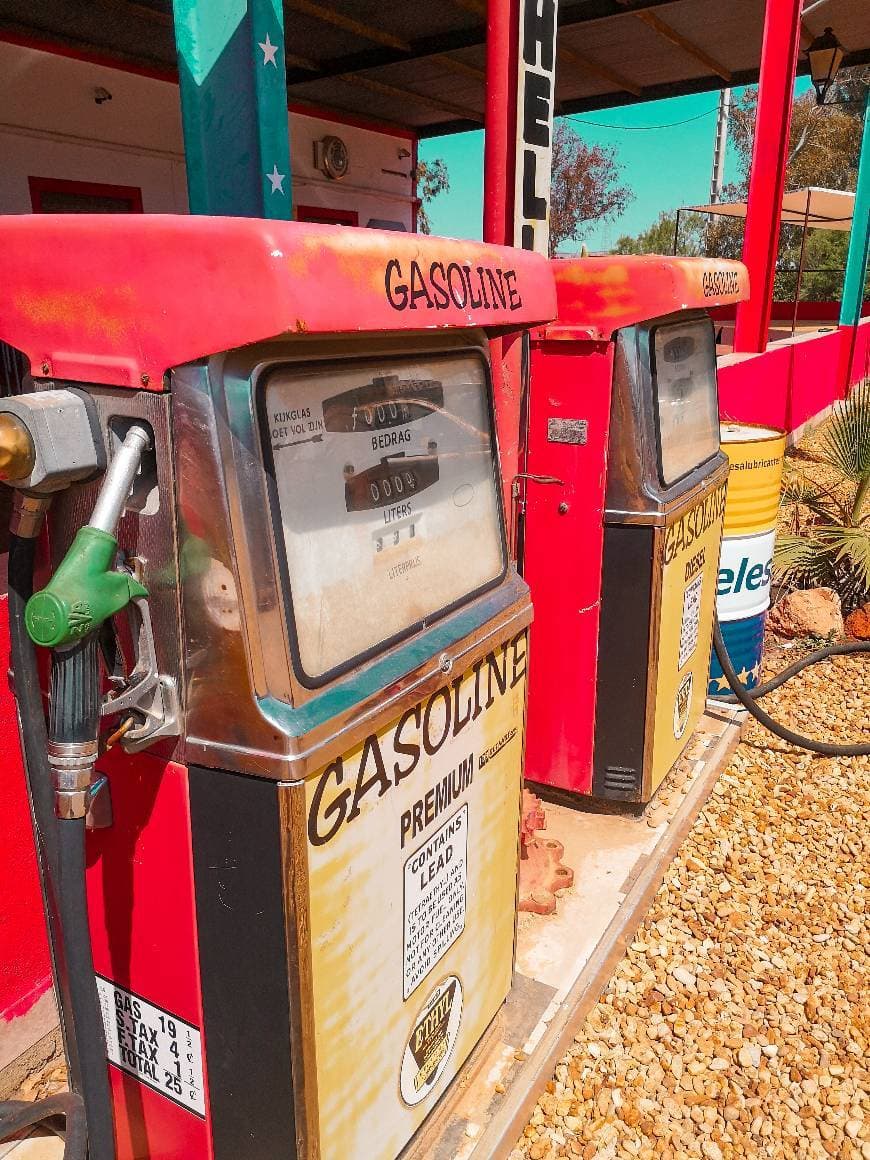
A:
49,741,99,819
11,492,51,539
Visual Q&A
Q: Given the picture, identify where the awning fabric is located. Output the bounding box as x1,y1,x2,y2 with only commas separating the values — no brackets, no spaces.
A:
684,188,856,232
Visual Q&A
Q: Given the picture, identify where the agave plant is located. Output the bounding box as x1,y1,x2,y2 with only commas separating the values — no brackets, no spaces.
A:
775,379,870,612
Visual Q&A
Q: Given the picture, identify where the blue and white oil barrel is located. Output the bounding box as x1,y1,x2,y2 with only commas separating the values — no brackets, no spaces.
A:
709,424,786,695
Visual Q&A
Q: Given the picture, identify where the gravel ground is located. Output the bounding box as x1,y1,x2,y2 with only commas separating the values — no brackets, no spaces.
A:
513,423,870,1160
512,649,870,1160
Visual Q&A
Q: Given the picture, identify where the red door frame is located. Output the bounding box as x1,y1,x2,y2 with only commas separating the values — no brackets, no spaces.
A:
28,176,144,213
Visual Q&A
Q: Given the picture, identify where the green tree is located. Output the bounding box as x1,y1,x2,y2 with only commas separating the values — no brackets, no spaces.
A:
614,210,708,256
415,159,450,234
549,122,633,257
612,66,868,298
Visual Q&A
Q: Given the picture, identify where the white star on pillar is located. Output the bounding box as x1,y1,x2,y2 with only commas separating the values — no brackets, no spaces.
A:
266,165,286,194
712,673,731,692
258,33,279,67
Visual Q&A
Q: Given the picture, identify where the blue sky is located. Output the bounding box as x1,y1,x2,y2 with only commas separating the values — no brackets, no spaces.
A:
419,80,812,252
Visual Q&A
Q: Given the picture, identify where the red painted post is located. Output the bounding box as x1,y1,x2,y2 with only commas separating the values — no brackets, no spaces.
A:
483,0,517,247
484,0,523,532
732,0,803,353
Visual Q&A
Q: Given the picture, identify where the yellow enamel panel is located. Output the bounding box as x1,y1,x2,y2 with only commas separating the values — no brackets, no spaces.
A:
301,629,527,1159
650,484,727,792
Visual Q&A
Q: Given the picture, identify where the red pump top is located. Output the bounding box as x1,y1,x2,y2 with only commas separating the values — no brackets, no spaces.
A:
0,215,557,389
536,255,749,342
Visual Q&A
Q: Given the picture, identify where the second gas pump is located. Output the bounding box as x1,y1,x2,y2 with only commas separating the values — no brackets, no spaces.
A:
516,256,749,805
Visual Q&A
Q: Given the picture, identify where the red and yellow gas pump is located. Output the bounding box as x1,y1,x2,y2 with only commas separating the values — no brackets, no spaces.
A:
0,215,556,1160
519,256,748,805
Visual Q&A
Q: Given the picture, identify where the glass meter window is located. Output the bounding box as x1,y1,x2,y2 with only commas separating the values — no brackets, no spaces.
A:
261,352,505,682
651,319,719,486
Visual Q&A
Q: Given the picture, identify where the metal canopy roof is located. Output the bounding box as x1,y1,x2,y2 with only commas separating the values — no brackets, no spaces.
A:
0,0,868,137
686,187,857,231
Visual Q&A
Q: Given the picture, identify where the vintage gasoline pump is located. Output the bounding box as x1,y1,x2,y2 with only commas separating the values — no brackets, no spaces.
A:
0,215,556,1160
518,256,748,805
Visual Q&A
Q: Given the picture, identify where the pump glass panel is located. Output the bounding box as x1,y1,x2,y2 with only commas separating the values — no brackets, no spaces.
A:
651,320,719,485
262,352,505,681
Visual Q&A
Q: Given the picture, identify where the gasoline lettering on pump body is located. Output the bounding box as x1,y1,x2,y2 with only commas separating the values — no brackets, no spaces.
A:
663,485,727,564
307,629,528,848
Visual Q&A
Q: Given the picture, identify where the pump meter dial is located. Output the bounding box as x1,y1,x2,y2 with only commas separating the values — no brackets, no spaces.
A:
344,453,439,512
261,351,505,683
323,375,443,433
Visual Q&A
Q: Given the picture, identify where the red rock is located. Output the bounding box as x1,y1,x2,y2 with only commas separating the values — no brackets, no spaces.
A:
844,602,870,639
767,588,844,640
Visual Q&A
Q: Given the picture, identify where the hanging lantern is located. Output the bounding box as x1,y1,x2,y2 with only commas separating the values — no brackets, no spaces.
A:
806,27,845,106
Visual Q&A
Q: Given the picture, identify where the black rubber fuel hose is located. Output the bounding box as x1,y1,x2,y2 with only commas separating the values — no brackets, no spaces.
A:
710,614,870,757
7,533,82,1093
54,811,115,1160
0,1094,87,1158
7,533,116,1160
50,638,102,746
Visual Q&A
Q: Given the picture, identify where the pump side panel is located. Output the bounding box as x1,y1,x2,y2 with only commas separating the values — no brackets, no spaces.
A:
86,754,213,1160
523,341,613,794
648,481,727,792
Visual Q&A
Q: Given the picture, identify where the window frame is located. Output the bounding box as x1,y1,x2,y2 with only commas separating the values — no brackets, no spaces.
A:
28,176,144,213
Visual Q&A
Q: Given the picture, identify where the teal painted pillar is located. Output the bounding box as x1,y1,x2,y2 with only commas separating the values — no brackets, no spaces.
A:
173,0,292,218
840,91,870,327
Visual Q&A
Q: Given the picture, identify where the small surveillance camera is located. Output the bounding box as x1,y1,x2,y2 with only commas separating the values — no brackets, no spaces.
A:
93,87,113,105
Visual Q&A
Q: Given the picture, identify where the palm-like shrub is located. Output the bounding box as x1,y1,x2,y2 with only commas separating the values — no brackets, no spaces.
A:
775,379,870,612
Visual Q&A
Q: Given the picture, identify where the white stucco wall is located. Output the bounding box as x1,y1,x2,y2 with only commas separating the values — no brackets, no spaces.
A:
0,40,415,227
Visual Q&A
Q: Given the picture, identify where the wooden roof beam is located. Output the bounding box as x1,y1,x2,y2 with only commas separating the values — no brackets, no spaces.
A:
633,9,732,83
446,0,486,15
285,0,410,51
109,0,172,25
284,1,483,81
436,54,486,82
557,42,642,96
340,73,483,123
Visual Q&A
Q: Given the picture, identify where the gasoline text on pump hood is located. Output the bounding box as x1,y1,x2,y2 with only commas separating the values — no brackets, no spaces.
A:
0,216,558,389
538,256,749,342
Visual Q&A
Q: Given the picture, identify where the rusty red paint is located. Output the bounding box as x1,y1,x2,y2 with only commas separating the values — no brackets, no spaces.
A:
521,336,615,796
538,255,749,342
0,216,556,387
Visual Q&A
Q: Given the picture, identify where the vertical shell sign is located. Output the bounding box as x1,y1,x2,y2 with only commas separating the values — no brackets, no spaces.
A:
514,0,560,255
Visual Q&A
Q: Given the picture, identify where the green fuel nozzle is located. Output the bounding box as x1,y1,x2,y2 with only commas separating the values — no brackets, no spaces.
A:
25,425,151,649
25,526,147,648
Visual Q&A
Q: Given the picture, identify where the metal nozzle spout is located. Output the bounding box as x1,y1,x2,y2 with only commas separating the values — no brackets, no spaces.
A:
88,424,151,536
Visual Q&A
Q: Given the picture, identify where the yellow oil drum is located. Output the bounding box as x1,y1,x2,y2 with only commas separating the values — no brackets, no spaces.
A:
719,423,786,537
711,423,786,694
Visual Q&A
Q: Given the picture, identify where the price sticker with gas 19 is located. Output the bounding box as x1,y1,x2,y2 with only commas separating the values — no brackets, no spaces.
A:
96,976,206,1117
